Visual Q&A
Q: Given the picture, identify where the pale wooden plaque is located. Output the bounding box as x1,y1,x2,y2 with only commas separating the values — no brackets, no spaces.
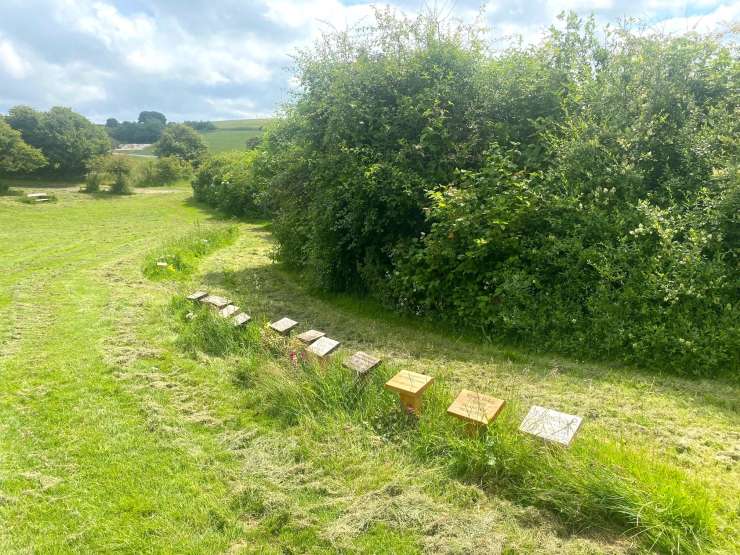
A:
201,295,231,308
297,329,325,344
385,370,434,396
219,304,240,318
233,313,251,327
269,317,298,335
447,389,505,426
519,405,582,446
306,336,340,358
343,351,381,375
187,291,208,301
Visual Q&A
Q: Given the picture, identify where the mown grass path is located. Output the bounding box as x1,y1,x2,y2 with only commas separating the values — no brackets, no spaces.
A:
1,186,737,553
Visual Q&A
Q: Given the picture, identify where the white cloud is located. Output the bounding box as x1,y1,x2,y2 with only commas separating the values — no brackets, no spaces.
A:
0,0,736,121
0,35,32,79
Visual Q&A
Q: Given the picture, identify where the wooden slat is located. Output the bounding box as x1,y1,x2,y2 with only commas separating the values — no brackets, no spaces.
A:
447,389,505,426
187,291,208,301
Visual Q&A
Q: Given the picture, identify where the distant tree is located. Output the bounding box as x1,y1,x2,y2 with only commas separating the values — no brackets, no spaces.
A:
105,118,120,128
6,106,111,176
138,111,167,126
154,124,207,164
0,119,47,192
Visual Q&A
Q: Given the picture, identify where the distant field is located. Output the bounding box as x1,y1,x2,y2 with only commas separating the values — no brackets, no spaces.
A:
199,118,272,153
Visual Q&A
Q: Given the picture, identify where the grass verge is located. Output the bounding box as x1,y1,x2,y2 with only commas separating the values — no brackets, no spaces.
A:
168,296,725,554
143,224,238,280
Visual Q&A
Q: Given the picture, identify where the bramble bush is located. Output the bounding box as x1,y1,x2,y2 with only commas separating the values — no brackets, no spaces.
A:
256,11,738,376
191,150,265,216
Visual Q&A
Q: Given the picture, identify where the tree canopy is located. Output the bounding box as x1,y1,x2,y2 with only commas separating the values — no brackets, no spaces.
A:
6,106,110,176
154,123,207,164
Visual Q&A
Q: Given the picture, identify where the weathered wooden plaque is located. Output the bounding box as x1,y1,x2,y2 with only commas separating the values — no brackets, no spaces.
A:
343,351,381,376
201,295,231,309
385,370,434,415
447,389,505,428
233,313,251,327
156,261,168,268
27,193,48,199
306,336,340,358
187,291,208,301
219,304,240,318
269,317,298,335
519,405,582,447
296,329,325,344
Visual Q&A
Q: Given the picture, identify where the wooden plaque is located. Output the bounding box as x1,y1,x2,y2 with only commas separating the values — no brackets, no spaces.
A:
269,317,298,335
297,329,325,344
219,304,240,318
385,370,434,396
447,389,505,427
201,295,231,309
306,336,340,358
26,193,48,199
233,313,251,327
343,351,381,375
385,370,434,415
519,405,582,447
187,291,208,301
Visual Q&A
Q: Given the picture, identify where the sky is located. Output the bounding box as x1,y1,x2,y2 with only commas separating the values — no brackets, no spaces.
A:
0,1,737,123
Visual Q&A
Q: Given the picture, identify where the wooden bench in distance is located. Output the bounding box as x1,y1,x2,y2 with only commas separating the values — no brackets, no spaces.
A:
343,351,381,376
269,317,298,335
447,389,505,435
26,193,48,199
233,313,251,327
306,336,340,359
187,291,208,301
219,304,240,318
385,370,434,415
201,295,231,309
519,405,582,447
297,329,325,344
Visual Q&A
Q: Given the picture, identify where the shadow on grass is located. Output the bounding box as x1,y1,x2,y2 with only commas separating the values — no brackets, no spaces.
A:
198,261,739,416
183,196,273,231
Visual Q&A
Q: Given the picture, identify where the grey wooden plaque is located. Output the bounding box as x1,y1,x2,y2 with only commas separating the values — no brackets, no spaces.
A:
219,304,240,318
269,317,298,335
519,405,583,446
201,295,231,309
233,313,251,327
297,329,325,344
343,351,381,375
306,336,340,358
187,291,208,301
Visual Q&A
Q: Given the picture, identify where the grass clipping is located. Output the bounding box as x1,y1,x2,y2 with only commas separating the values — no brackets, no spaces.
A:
169,295,724,554
143,224,238,280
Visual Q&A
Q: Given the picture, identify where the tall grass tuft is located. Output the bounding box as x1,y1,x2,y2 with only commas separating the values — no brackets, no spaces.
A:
143,224,238,280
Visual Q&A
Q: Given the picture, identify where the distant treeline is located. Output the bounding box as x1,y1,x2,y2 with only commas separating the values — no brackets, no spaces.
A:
194,11,738,377
106,111,167,144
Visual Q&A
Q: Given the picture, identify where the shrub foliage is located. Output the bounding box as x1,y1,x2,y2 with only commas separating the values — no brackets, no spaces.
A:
252,12,739,376
192,150,265,216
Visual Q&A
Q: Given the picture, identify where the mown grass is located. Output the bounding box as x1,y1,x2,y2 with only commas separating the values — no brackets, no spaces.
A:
142,224,238,280
168,298,726,554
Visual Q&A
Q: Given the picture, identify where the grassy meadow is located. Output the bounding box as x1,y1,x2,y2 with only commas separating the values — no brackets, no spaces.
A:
198,119,271,153
0,181,738,553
